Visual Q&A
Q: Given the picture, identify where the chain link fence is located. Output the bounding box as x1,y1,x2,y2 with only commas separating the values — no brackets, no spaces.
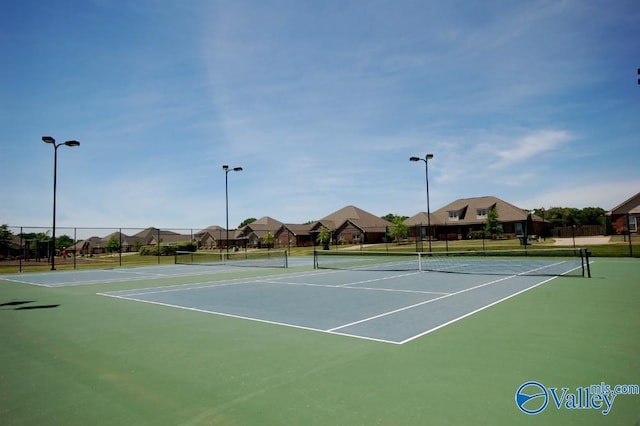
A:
2,222,637,273
0,226,226,273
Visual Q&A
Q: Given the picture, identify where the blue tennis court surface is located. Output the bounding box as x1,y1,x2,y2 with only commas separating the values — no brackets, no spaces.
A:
0,263,299,287
98,267,565,344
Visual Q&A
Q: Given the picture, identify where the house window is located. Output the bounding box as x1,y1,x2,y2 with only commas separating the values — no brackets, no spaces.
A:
629,216,637,232
477,209,487,218
515,223,523,235
448,211,459,221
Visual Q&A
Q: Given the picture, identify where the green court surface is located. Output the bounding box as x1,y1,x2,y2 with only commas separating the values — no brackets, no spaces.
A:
0,257,638,425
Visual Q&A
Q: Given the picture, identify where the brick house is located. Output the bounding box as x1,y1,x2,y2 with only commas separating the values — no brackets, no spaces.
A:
609,192,640,234
405,196,545,241
310,205,393,245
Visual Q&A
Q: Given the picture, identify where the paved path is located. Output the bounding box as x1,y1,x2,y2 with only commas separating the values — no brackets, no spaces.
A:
552,236,611,246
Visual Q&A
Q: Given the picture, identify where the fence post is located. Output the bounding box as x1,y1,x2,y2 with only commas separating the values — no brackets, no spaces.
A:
19,226,23,273
73,228,77,269
119,228,123,267
627,214,634,257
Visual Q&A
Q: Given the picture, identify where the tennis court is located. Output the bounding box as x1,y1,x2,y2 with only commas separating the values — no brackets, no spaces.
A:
2,253,638,425
98,250,586,344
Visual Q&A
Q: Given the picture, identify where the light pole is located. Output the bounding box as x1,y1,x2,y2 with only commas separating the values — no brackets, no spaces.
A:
223,165,242,256
410,154,434,253
42,136,80,270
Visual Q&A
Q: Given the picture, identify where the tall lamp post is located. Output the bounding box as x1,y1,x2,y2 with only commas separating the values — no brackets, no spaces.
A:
410,154,434,253
42,136,80,270
223,165,242,256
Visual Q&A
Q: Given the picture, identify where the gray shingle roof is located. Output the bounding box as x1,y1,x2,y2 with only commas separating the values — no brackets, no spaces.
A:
407,196,533,226
319,205,392,231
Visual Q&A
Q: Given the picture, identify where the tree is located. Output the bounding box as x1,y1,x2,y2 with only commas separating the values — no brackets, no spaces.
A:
56,234,75,251
0,224,13,256
388,217,408,243
580,207,607,226
105,236,121,254
261,231,275,249
382,213,408,223
542,207,581,227
484,207,502,239
238,218,257,228
533,206,606,227
18,231,50,241
316,227,332,250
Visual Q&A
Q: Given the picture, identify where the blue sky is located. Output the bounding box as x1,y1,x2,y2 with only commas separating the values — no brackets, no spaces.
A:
2,0,639,231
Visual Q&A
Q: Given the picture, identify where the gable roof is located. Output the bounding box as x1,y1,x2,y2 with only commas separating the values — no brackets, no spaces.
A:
609,192,640,215
131,227,183,243
246,216,284,230
319,205,392,232
410,196,534,226
237,216,285,239
404,212,436,226
280,223,313,236
198,225,226,233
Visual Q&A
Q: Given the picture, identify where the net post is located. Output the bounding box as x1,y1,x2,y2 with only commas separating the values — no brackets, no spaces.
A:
418,252,423,271
585,249,591,278
284,250,288,268
313,249,318,269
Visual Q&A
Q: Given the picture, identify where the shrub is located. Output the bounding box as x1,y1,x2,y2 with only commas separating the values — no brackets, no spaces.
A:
467,230,486,240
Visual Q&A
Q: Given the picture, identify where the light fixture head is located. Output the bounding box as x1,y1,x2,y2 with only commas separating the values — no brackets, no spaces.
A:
409,157,420,162
233,167,243,172
222,165,229,171
64,140,80,147
426,153,434,159
42,136,55,144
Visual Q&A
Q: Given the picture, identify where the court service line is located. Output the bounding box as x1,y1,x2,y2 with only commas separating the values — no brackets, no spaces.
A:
98,292,402,345
335,271,422,287
103,278,262,298
256,278,450,296
327,273,519,332
399,275,558,344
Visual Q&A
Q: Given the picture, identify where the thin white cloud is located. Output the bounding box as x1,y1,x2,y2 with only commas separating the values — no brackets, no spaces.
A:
494,130,575,164
516,180,640,210
2,0,639,230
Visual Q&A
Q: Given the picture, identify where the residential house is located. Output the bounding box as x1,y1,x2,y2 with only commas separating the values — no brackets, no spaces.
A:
274,223,314,248
237,217,285,248
311,205,393,245
609,192,640,234
195,225,226,249
405,196,545,240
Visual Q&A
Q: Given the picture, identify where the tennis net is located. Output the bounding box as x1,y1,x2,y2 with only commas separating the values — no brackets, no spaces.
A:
175,250,288,268
313,248,590,277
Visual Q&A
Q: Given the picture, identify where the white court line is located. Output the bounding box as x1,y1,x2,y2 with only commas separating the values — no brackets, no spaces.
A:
2,264,251,288
97,260,589,345
100,276,262,298
397,261,589,344
335,271,422,287
0,276,53,287
328,274,520,333
98,292,402,345
256,278,450,296
399,276,557,344
108,269,171,277
329,260,585,335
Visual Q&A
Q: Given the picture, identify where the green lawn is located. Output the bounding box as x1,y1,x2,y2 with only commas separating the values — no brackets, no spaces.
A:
1,258,638,425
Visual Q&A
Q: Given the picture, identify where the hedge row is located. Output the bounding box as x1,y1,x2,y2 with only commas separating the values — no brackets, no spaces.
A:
139,242,197,256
